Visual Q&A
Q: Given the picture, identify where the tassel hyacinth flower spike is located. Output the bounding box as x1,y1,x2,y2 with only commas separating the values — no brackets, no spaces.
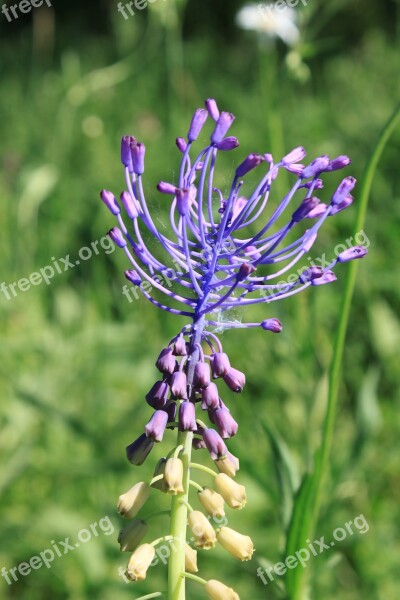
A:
100,98,368,600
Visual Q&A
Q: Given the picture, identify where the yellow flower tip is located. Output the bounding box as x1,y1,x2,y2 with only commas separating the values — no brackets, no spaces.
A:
164,457,184,495
198,487,225,519
214,473,247,510
126,543,155,582
118,519,148,552
188,510,217,549
117,482,151,519
205,579,240,600
217,526,254,561
184,543,198,573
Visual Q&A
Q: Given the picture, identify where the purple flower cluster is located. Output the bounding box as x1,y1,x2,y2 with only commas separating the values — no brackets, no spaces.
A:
126,330,243,471
102,98,367,330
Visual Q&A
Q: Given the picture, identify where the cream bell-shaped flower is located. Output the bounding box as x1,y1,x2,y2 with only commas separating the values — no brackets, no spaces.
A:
126,543,155,581
117,482,150,519
214,473,247,509
118,519,148,552
188,510,217,549
217,526,254,561
198,487,225,519
184,543,198,573
205,579,240,600
164,457,184,494
215,452,240,478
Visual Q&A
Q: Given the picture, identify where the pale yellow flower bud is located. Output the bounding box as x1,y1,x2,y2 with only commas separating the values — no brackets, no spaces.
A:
188,510,217,549
126,543,155,581
214,473,246,509
217,526,254,561
184,543,198,573
198,487,225,518
118,519,148,552
117,482,150,519
164,457,184,494
215,452,240,478
205,579,240,600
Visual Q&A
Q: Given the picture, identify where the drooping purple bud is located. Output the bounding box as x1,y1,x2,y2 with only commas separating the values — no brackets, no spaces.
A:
179,401,197,431
156,348,176,375
236,262,256,281
213,407,238,439
203,428,228,460
176,137,187,153
211,112,235,144
193,361,211,389
175,188,191,217
299,267,324,284
100,190,120,215
125,270,141,286
108,227,126,248
166,402,177,429
235,154,263,178
291,197,320,222
121,135,136,171
301,155,330,179
215,137,240,151
261,318,283,333
170,371,187,399
326,155,351,171
157,181,177,195
188,109,208,142
212,353,231,377
145,410,169,442
332,176,356,205
282,146,307,164
120,191,138,219
145,381,169,409
311,271,337,286
205,98,220,121
126,433,154,465
307,203,328,219
330,194,353,215
337,246,368,263
223,368,246,393
201,382,220,410
131,142,146,175
173,336,187,356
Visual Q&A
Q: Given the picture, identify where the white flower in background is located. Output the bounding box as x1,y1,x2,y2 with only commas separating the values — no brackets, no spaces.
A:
236,2,300,46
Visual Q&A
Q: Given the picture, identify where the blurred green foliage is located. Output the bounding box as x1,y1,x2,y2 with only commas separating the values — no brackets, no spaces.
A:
0,1,399,599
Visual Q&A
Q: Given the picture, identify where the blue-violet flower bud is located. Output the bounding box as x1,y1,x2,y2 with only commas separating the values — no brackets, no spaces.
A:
100,190,120,215
211,112,235,144
223,368,246,393
188,108,208,142
179,401,197,431
170,371,187,399
108,226,126,248
203,428,228,460
337,246,368,262
214,407,238,439
126,434,154,465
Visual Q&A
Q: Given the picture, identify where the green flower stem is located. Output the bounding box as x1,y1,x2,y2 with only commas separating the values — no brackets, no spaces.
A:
179,497,194,512
136,593,164,600
189,479,203,493
168,315,206,600
190,462,217,478
149,474,165,486
182,572,207,586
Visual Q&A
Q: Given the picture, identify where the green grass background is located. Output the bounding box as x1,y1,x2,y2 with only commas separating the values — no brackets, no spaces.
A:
0,0,399,598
